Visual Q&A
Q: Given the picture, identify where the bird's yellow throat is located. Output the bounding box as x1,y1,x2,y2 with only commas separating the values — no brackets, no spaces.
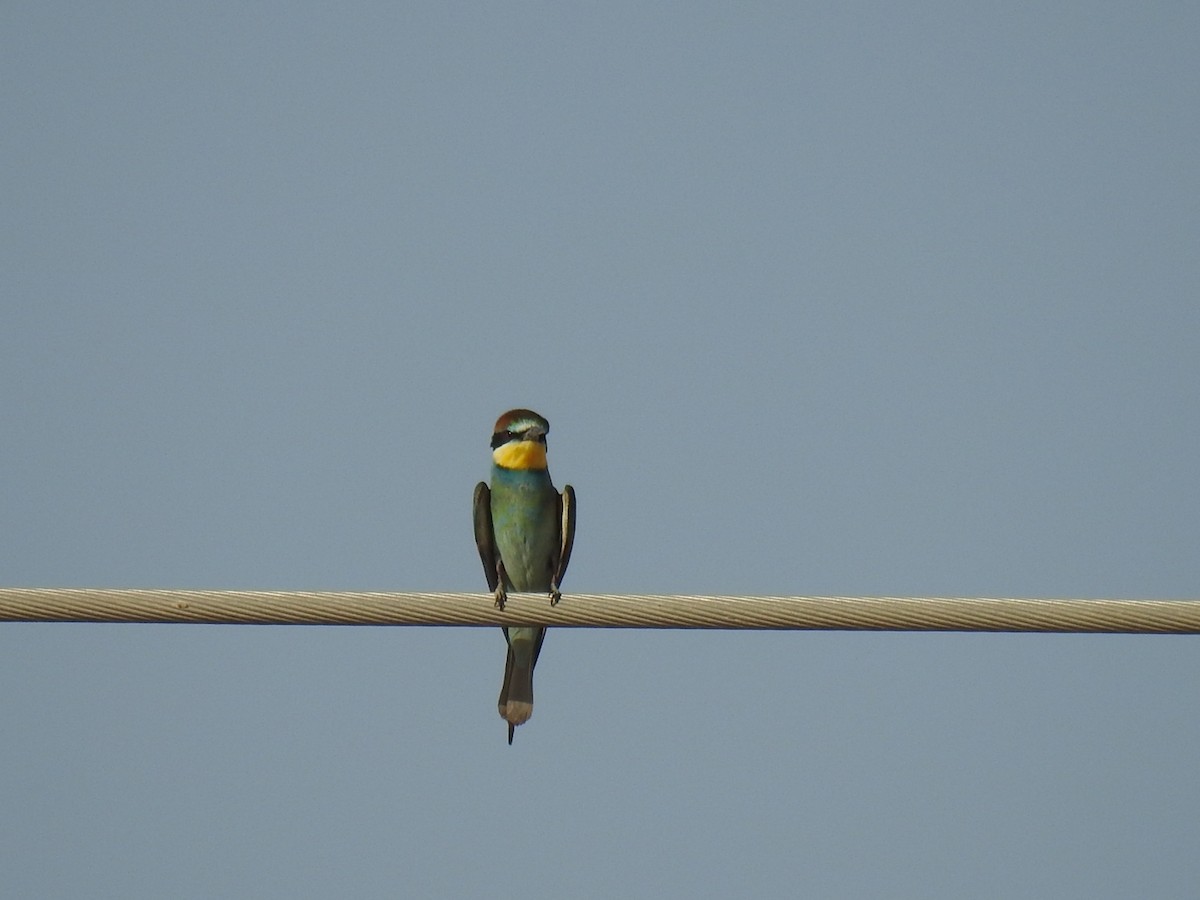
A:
493,440,548,470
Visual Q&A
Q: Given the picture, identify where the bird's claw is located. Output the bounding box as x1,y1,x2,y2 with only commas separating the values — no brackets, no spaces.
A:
493,587,508,611
549,586,561,606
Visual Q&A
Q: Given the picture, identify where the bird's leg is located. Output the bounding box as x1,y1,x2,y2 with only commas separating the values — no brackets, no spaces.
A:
494,560,509,610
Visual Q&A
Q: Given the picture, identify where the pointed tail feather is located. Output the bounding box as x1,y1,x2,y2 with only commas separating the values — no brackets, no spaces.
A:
498,643,535,743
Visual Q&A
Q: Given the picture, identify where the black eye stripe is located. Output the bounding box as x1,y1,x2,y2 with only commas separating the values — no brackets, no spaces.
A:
490,429,548,449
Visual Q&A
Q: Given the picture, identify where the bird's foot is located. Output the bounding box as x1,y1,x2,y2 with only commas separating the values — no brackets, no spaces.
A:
549,585,561,606
493,586,508,611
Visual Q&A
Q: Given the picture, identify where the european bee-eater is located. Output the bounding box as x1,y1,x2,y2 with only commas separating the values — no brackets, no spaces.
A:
473,409,576,744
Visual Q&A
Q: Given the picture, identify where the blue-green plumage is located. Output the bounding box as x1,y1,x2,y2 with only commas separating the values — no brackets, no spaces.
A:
489,464,560,594
473,409,576,745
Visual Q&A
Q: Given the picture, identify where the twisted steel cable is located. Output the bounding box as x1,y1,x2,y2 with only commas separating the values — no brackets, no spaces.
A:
1,588,1197,633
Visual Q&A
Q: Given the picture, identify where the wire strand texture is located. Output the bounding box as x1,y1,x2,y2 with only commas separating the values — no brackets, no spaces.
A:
1,589,1198,633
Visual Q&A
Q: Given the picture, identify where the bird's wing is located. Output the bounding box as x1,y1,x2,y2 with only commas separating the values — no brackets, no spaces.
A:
473,481,500,592
552,484,576,589
530,625,547,670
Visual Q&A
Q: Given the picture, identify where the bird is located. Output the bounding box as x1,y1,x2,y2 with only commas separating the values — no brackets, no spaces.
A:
473,409,576,744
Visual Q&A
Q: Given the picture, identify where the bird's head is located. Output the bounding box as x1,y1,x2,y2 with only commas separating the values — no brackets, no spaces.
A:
490,408,550,470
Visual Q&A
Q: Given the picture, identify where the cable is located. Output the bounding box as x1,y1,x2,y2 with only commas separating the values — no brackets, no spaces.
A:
0,588,1197,633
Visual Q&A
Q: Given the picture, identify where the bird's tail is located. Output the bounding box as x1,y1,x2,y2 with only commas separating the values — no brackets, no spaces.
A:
498,628,539,744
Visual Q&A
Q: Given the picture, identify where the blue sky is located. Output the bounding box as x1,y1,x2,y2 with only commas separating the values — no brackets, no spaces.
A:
2,4,1198,897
